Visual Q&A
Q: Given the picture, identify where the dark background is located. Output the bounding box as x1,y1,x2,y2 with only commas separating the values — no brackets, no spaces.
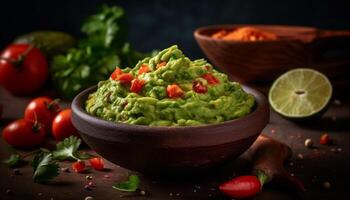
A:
1,0,350,58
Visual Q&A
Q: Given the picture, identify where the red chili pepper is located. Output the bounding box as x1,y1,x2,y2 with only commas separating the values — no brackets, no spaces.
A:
89,157,104,170
72,161,85,173
130,79,146,93
138,64,151,75
219,175,262,199
193,81,207,93
117,73,134,84
166,84,184,99
156,61,167,69
110,67,123,80
320,133,330,145
202,73,219,84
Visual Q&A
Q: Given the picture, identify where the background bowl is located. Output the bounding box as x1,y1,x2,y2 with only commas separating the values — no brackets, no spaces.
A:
194,24,350,95
72,85,269,174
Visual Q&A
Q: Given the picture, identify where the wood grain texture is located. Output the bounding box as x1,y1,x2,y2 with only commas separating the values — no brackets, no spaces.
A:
71,85,269,174
194,24,350,86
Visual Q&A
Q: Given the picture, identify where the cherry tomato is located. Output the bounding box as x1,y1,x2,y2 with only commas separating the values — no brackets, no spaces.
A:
156,61,167,69
219,175,261,199
202,73,219,85
167,84,184,99
110,67,122,80
138,64,151,75
72,161,85,173
117,73,133,84
89,157,104,170
52,109,79,141
0,44,48,95
193,81,208,93
24,97,60,132
2,119,45,148
130,79,146,93
320,133,330,145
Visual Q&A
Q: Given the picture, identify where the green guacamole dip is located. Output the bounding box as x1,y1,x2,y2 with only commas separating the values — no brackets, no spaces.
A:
85,45,255,126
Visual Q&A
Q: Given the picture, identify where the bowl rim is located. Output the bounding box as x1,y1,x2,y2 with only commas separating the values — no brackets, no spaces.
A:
194,24,316,43
72,84,269,132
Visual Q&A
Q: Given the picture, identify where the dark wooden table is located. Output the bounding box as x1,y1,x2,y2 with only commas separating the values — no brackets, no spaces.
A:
1,99,349,200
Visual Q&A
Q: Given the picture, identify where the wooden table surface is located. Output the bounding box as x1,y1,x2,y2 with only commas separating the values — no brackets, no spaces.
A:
0,98,349,200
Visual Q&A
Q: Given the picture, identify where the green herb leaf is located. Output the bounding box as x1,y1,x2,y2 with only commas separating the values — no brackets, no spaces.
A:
52,136,93,161
112,175,140,192
3,154,24,168
50,5,152,100
32,152,59,183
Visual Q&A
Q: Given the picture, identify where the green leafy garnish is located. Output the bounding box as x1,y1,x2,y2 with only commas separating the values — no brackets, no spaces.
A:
51,5,152,99
3,154,24,168
52,136,93,161
32,152,59,183
112,175,140,192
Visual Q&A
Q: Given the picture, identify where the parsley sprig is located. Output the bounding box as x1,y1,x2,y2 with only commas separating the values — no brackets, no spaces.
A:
3,136,93,183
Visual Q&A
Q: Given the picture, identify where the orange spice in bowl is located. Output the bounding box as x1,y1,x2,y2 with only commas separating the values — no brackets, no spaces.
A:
212,26,277,41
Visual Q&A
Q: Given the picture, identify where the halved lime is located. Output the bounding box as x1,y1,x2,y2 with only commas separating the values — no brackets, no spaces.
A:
269,68,332,118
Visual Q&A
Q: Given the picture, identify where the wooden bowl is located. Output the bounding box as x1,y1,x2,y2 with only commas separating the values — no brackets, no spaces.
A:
71,85,269,174
194,24,350,87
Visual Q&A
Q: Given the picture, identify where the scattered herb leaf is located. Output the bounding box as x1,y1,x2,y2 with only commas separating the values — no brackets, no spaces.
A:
112,175,140,192
3,154,24,168
32,152,59,183
52,136,93,161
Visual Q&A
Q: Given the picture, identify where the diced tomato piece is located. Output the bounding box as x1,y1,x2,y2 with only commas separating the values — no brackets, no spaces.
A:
110,67,123,80
138,64,151,75
167,84,184,99
89,157,104,170
117,73,134,84
130,79,146,93
202,73,219,84
320,133,330,145
72,161,85,173
156,61,167,69
193,81,208,93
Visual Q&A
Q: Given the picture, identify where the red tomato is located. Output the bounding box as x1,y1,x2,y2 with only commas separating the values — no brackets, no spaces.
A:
219,175,261,199
110,67,122,80
320,133,330,145
156,61,167,69
0,44,48,95
193,81,208,93
52,109,79,141
130,79,146,93
202,73,219,85
2,119,46,148
24,97,60,132
72,161,85,173
167,84,184,99
138,64,151,75
89,157,104,170
117,73,133,84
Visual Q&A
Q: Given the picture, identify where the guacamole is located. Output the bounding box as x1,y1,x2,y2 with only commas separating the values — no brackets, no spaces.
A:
85,45,255,126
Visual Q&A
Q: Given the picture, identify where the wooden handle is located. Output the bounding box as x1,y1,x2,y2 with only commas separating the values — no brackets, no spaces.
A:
312,29,350,65
317,29,350,39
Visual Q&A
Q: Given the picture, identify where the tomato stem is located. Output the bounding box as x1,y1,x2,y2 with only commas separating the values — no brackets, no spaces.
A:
31,112,42,133
0,45,34,69
46,99,60,111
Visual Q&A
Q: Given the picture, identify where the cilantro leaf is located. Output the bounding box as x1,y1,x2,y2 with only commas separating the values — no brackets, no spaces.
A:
50,5,152,100
32,152,59,183
52,136,93,161
112,175,140,192
81,5,126,49
3,154,25,168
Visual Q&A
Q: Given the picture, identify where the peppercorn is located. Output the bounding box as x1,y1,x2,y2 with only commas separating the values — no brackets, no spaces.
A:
305,138,313,148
